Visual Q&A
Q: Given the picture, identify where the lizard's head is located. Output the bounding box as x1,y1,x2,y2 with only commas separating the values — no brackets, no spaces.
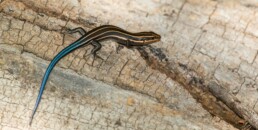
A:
131,31,161,45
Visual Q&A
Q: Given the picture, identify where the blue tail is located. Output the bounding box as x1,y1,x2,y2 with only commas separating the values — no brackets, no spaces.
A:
29,41,86,125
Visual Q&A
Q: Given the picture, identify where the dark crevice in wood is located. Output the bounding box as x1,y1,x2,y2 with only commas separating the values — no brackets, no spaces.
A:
137,46,256,130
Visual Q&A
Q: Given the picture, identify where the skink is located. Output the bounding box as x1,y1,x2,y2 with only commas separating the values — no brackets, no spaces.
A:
29,25,161,125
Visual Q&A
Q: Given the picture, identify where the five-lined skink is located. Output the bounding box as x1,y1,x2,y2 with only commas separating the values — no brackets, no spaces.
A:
29,25,161,125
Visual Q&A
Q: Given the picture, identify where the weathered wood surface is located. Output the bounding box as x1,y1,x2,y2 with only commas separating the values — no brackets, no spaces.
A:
0,0,258,129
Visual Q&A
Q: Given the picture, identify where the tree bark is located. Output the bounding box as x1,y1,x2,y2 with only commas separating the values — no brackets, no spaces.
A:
0,0,257,129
